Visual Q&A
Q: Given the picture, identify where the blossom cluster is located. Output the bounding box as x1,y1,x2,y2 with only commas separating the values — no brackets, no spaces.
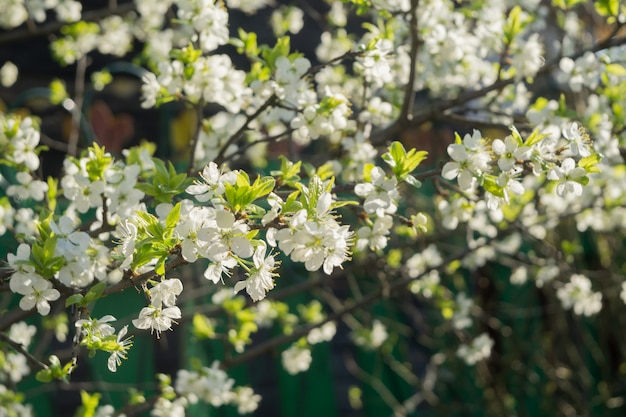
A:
2,0,626,416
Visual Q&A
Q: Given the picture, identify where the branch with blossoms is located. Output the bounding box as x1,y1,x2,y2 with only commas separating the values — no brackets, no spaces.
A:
2,1,626,416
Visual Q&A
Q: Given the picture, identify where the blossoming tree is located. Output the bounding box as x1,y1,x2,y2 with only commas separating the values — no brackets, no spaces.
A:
1,0,626,416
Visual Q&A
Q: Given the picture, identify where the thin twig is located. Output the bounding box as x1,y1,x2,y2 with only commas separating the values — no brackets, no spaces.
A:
372,35,626,145
0,332,49,371
0,2,136,46
186,101,205,176
222,236,502,369
68,56,88,157
214,94,278,165
398,0,420,126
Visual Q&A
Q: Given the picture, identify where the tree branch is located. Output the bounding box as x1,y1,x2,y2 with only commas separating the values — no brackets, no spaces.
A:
0,2,136,47
372,34,626,145
0,332,49,371
398,0,420,126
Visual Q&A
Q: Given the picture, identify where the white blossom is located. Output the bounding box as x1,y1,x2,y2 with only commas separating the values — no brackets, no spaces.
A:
457,333,494,365
557,274,602,316
281,344,312,375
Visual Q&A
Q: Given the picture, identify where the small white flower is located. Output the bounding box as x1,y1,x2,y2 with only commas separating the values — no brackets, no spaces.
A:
491,135,530,172
12,275,60,316
107,325,133,372
442,130,490,191
132,305,182,336
562,122,591,157
232,386,261,414
281,344,312,375
150,278,183,308
233,243,277,301
457,333,494,365
0,61,18,87
557,274,602,316
354,167,398,216
547,158,587,197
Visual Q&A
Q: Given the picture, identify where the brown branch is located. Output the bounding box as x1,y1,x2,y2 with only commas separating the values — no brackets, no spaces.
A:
372,34,626,145
0,2,136,47
0,307,36,332
398,0,420,126
186,101,205,176
0,332,48,371
102,255,188,297
68,55,88,157
222,237,499,369
214,94,278,165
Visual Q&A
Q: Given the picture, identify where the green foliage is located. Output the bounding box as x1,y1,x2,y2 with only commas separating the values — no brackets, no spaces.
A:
131,203,181,275
73,391,101,417
552,0,587,9
341,0,372,16
232,29,260,58
65,282,107,308
224,171,275,214
192,313,216,340
30,235,64,279
298,300,325,324
49,79,68,105
36,355,73,382
85,143,113,182
262,36,292,70
523,127,549,147
135,159,192,204
90,70,112,91
271,155,302,187
503,6,532,45
579,153,602,173
382,141,428,186
170,45,202,66
595,0,620,18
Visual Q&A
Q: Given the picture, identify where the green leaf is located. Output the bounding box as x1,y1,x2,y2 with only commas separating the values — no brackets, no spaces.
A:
85,143,113,181
263,36,291,69
65,294,84,307
605,63,626,76
483,175,505,198
165,202,181,231
578,153,602,173
47,177,58,212
271,155,302,185
330,200,358,209
137,159,191,204
84,281,107,303
49,79,68,105
524,128,549,147
74,391,101,417
389,141,406,162
552,0,586,9
383,141,428,180
36,369,53,383
192,313,216,339
595,0,619,16
250,176,276,200
234,28,259,56
155,256,167,276
503,6,531,45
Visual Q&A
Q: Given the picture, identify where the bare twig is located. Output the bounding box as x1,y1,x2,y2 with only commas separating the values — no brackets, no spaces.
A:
398,0,420,126
68,55,88,157
0,2,136,46
214,94,278,165
372,35,626,145
186,101,205,176
0,332,49,371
